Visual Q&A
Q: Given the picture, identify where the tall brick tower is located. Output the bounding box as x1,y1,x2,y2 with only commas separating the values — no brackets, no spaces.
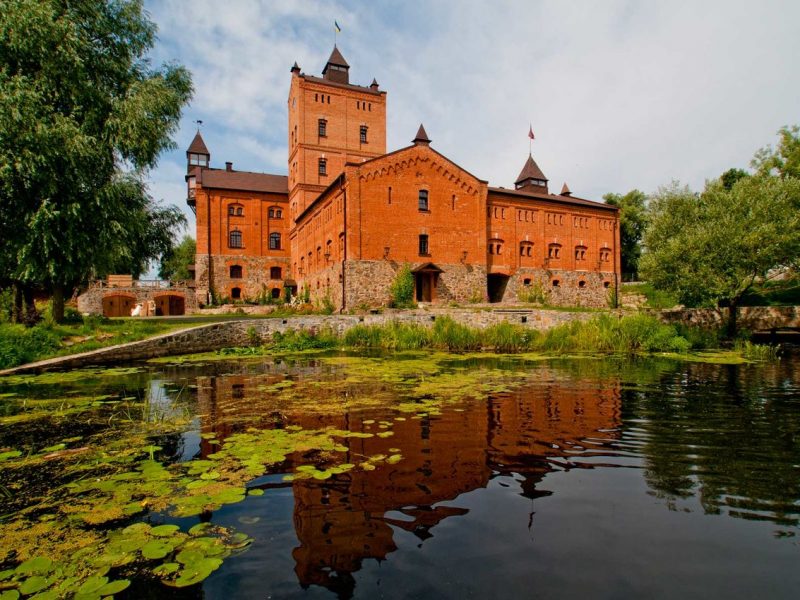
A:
287,47,387,274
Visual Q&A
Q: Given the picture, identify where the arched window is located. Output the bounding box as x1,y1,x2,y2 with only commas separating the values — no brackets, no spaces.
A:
270,267,282,280
236,206,243,216
548,243,561,259
575,245,587,261
229,265,242,279
268,208,274,218
229,230,242,248
418,189,429,211
269,232,281,250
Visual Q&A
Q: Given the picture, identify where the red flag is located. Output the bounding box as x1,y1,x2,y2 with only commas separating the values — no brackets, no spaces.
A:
528,125,535,140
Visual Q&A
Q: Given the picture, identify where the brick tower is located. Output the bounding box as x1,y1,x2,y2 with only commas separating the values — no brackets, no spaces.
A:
287,47,387,277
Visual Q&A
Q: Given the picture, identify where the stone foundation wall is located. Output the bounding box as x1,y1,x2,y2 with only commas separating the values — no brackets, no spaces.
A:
77,285,198,315
656,306,800,330
504,269,615,308
343,260,488,308
195,254,291,306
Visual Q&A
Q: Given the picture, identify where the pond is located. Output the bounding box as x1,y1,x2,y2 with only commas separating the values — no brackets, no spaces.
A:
0,351,799,599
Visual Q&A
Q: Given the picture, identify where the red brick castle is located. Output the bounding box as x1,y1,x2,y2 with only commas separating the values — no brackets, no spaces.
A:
187,46,620,308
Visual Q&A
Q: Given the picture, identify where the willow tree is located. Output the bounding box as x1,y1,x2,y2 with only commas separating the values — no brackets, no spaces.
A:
0,0,192,322
640,176,800,336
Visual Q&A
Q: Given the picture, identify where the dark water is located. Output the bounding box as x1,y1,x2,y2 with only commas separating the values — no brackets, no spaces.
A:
2,353,800,598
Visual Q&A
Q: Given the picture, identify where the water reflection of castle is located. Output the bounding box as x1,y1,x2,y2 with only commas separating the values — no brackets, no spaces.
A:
195,369,621,597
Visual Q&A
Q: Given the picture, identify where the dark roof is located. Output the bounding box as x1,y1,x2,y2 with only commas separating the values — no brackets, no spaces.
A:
326,45,349,68
515,154,548,184
411,262,443,273
561,182,571,196
299,73,383,95
198,168,288,194
187,132,209,155
413,123,431,144
488,186,618,212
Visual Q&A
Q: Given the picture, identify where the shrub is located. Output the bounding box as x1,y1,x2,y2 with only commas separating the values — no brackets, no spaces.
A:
320,294,335,315
518,281,548,305
270,327,337,351
389,264,415,308
483,322,533,353
0,324,62,369
431,316,482,352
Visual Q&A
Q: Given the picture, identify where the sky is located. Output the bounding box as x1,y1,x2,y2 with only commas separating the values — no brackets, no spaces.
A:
143,0,800,237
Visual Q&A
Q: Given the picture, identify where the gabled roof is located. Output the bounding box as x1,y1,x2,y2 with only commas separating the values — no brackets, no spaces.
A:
196,168,288,195
325,45,349,69
187,132,209,155
515,154,547,184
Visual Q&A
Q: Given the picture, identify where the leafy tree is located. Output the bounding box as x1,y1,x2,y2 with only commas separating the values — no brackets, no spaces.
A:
640,177,800,336
752,125,800,179
603,189,648,280
159,235,196,281
0,0,192,322
720,168,749,190
389,264,415,308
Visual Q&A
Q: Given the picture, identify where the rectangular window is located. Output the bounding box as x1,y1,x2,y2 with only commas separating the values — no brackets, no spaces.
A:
318,158,327,176
360,125,368,143
318,119,327,137
418,189,429,211
418,234,429,255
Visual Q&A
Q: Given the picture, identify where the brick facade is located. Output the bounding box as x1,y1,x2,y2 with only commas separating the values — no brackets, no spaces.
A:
188,45,620,310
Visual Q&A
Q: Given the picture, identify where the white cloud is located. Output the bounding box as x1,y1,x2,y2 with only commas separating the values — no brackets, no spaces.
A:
145,0,800,204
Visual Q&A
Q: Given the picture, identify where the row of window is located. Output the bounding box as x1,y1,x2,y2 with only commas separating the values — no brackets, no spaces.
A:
314,93,331,103
573,216,590,228
229,231,282,250
188,153,208,167
356,100,372,111
229,265,282,280
226,205,283,218
525,279,611,290
230,287,282,300
317,119,369,143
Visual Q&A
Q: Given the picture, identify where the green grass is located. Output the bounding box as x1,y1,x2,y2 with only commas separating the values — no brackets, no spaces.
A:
0,318,183,369
622,282,679,309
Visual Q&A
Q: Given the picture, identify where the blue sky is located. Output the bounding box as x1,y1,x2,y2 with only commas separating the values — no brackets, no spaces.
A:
143,0,800,237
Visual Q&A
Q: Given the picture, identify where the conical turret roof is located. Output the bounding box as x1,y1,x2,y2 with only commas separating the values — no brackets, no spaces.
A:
560,182,571,196
325,45,349,69
187,131,209,155
515,154,548,185
413,123,431,145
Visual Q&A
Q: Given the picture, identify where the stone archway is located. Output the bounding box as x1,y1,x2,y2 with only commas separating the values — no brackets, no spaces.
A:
153,294,186,316
102,293,137,317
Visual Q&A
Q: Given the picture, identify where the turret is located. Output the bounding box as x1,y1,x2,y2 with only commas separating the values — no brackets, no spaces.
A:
186,131,210,174
322,45,350,84
514,154,548,192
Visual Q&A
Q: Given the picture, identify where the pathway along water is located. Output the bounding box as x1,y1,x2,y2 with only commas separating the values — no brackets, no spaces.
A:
0,351,798,598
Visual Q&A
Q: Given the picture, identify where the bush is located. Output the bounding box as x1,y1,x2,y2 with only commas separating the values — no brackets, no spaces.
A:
483,322,533,353
389,264,415,308
270,327,337,351
0,324,62,369
518,281,548,305
430,316,482,352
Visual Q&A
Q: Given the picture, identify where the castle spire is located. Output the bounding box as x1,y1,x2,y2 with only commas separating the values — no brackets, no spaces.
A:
186,131,210,173
412,123,431,146
514,153,548,191
322,45,350,84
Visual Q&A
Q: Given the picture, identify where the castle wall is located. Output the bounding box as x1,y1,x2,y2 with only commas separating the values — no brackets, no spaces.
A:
194,254,290,304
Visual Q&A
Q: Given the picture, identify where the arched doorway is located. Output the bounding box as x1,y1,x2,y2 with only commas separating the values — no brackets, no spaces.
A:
102,293,136,317
487,274,510,303
153,294,185,316
412,263,443,303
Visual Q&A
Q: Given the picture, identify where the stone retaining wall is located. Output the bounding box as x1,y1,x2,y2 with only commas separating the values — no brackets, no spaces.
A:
656,306,800,330
0,308,599,375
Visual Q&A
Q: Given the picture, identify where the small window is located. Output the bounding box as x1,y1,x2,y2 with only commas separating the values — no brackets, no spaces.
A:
418,189,429,211
578,280,586,288
231,287,242,299
548,244,561,259
603,281,611,289
519,244,525,256
276,209,282,218
236,206,243,216
270,266,282,280
360,125,368,143
268,208,274,218
269,232,281,250
318,158,327,176
523,278,532,286
318,119,327,137
527,246,532,257
228,205,235,215
229,265,243,279
552,279,560,288
419,234,429,255
575,246,587,261
271,288,281,299
229,230,242,248
388,187,392,205
489,244,494,255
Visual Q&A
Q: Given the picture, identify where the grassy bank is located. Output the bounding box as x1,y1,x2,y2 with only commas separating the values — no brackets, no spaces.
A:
0,317,182,369
239,314,778,361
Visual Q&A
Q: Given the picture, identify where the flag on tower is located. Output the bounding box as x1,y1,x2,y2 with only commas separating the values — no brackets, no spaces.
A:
334,21,342,33
528,125,535,140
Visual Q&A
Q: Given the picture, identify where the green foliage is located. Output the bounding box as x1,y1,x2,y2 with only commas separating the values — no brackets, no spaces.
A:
159,235,196,281
0,324,61,369
302,285,311,304
389,264,415,308
0,0,192,318
270,328,338,351
320,294,335,315
720,168,749,190
640,176,800,312
517,281,548,304
752,124,800,179
430,317,482,351
603,189,648,280
246,326,261,346
734,340,780,362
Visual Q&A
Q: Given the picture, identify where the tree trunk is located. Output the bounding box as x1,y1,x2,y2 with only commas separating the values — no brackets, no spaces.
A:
12,283,23,323
22,284,38,327
51,284,65,324
726,302,738,339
